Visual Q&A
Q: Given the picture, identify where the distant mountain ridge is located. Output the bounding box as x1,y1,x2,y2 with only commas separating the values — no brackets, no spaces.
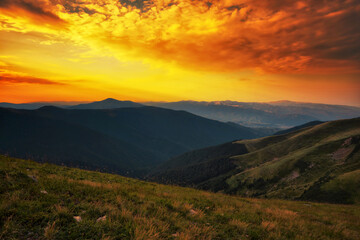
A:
0,106,260,176
0,101,77,109
68,98,144,109
146,100,360,128
1,99,359,129
0,98,143,110
148,117,360,204
2,97,359,133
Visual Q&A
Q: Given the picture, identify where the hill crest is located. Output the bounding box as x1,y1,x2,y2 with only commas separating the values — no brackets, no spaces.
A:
149,117,360,204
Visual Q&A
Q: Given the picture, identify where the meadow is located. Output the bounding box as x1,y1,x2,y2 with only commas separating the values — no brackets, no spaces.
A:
1,155,359,240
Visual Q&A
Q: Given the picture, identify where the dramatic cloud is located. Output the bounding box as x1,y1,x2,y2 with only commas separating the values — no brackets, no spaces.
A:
0,0,359,106
0,0,359,73
0,60,64,85
0,74,63,85
0,0,66,27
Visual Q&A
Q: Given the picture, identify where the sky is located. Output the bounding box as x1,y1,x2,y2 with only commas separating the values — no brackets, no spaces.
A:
0,0,359,106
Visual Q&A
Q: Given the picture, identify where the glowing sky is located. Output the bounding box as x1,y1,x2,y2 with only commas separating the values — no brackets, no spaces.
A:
0,0,359,105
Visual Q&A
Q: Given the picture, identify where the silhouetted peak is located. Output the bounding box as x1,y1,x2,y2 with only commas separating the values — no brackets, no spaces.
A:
102,98,119,102
37,106,62,111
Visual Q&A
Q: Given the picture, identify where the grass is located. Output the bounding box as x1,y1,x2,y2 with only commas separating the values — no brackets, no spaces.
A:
1,155,360,240
225,126,360,202
149,119,360,200
152,118,360,204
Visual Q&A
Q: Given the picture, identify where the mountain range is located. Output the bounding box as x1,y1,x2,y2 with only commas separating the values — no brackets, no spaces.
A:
0,98,143,110
1,98,359,203
1,98,359,129
148,117,360,204
0,106,260,176
68,98,144,109
147,100,360,128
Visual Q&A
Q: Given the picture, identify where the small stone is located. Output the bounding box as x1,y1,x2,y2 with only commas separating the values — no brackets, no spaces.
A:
27,175,38,182
96,215,106,222
40,190,48,194
73,216,82,222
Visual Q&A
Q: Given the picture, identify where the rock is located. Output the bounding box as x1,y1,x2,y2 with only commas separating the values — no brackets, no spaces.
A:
342,137,352,147
27,175,38,182
96,215,106,222
40,190,48,194
332,147,353,161
73,216,82,222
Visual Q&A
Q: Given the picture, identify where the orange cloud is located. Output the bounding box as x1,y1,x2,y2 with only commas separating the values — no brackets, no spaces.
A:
0,74,63,85
0,60,65,85
0,0,66,27
0,0,359,106
1,0,359,74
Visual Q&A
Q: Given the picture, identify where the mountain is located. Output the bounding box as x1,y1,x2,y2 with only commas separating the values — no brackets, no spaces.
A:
0,99,142,110
148,118,360,204
1,155,358,240
3,99,359,128
0,106,260,175
266,100,360,119
0,102,48,109
0,101,80,109
274,121,324,135
146,100,360,128
0,107,158,176
68,98,143,109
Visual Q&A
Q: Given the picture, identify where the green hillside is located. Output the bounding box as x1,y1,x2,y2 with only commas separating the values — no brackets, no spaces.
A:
149,118,360,204
1,155,360,240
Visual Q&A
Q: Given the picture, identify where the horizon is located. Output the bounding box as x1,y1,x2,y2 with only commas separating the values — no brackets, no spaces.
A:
0,1,359,106
2,97,360,108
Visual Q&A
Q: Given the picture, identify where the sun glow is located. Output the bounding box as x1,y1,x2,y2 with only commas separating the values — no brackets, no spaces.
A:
0,0,359,105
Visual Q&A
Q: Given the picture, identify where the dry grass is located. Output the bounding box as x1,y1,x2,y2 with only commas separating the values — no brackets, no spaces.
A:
0,215,13,239
264,207,298,219
44,221,57,240
261,221,276,231
229,219,249,231
1,155,359,240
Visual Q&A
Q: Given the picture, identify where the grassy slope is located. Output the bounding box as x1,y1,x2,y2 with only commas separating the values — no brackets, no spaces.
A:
1,156,360,240
149,118,360,204
225,118,360,203
273,120,324,135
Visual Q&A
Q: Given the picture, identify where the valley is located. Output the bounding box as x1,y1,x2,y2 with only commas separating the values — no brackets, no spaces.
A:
149,118,360,204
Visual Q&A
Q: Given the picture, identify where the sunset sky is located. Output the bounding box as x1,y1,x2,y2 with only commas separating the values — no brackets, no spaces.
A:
0,0,359,106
